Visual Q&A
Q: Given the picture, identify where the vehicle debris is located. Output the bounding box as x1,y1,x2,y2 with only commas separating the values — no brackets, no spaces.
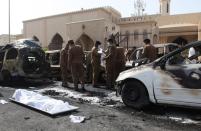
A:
0,39,50,83
0,99,8,104
11,89,78,115
116,41,201,109
69,115,86,123
37,85,122,107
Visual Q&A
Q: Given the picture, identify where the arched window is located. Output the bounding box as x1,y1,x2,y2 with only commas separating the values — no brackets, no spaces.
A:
76,33,94,51
32,36,39,42
125,31,130,40
134,30,139,40
167,3,169,13
143,30,148,40
153,34,158,44
48,33,63,50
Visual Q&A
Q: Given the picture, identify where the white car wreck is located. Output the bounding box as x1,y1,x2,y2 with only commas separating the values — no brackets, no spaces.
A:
116,41,201,109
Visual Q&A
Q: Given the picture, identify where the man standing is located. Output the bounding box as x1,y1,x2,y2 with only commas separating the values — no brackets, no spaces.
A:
104,38,117,89
60,43,70,87
68,40,85,91
142,39,157,62
91,41,102,87
115,46,126,79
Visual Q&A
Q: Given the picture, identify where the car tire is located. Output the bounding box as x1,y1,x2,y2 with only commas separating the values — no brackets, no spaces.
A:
2,70,11,82
121,81,149,109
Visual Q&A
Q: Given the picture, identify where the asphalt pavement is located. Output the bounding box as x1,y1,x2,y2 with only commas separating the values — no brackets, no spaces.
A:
0,82,201,131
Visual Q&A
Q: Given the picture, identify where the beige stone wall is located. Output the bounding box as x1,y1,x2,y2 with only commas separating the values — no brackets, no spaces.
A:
119,20,157,47
23,7,120,49
23,19,47,47
23,6,201,49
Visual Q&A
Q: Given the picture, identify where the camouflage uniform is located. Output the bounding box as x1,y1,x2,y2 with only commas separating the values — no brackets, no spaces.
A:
91,46,101,86
68,45,85,90
60,44,69,87
104,44,117,89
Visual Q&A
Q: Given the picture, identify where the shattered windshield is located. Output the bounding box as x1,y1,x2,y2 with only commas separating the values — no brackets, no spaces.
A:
14,40,41,49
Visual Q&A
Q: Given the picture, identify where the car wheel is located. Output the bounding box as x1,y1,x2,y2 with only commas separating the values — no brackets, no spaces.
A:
121,81,149,109
2,70,12,82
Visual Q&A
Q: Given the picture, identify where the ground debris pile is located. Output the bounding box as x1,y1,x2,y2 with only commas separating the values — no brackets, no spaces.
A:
37,86,122,107
42,90,61,96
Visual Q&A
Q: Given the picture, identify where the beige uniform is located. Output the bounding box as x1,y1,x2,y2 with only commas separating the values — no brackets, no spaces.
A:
68,45,85,88
115,47,126,79
60,48,69,86
91,46,101,86
143,44,157,62
105,45,117,88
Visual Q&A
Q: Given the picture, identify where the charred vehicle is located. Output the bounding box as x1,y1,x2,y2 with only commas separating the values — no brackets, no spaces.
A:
45,50,61,80
116,41,201,109
45,50,106,83
0,39,50,82
126,43,178,69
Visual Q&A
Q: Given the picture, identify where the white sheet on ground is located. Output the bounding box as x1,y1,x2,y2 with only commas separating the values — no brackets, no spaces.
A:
12,89,78,114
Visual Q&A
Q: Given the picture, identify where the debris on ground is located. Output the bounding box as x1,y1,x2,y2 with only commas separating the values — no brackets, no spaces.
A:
69,115,86,123
42,90,60,96
169,116,200,124
11,89,78,115
29,87,35,89
37,85,122,107
0,99,8,104
24,117,30,120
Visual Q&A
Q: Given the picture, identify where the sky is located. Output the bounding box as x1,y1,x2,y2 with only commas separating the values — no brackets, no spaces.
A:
0,0,201,35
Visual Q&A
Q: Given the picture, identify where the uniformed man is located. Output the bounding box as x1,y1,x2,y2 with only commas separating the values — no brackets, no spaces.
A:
68,40,85,91
115,46,126,79
91,41,102,87
60,42,70,87
142,39,157,62
104,38,117,89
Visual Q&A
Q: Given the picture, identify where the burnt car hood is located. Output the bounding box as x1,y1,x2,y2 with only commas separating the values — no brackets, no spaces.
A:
116,64,152,82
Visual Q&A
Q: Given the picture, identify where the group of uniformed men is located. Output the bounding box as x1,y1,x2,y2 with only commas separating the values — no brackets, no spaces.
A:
60,36,126,91
60,37,156,92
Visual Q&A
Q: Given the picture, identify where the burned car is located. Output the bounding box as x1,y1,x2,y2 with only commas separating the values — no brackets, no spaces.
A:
45,49,106,83
116,41,201,109
0,39,50,82
45,50,61,80
126,43,178,69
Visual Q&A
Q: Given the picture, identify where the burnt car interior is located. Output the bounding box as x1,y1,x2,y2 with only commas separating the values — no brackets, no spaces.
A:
23,51,44,74
46,53,60,65
0,51,5,70
6,48,18,60
156,43,201,89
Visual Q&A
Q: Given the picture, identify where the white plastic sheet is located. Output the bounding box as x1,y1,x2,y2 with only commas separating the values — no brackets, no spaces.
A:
69,115,85,123
11,89,78,115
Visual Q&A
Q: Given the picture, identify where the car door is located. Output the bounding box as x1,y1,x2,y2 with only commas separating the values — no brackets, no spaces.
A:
153,44,201,107
3,48,18,74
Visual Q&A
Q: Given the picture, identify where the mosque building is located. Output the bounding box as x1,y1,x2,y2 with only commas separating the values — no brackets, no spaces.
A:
23,0,201,50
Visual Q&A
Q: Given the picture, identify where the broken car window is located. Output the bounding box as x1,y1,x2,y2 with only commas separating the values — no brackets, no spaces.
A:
6,48,18,60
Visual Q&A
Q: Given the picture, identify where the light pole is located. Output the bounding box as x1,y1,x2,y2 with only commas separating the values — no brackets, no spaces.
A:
8,0,11,43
